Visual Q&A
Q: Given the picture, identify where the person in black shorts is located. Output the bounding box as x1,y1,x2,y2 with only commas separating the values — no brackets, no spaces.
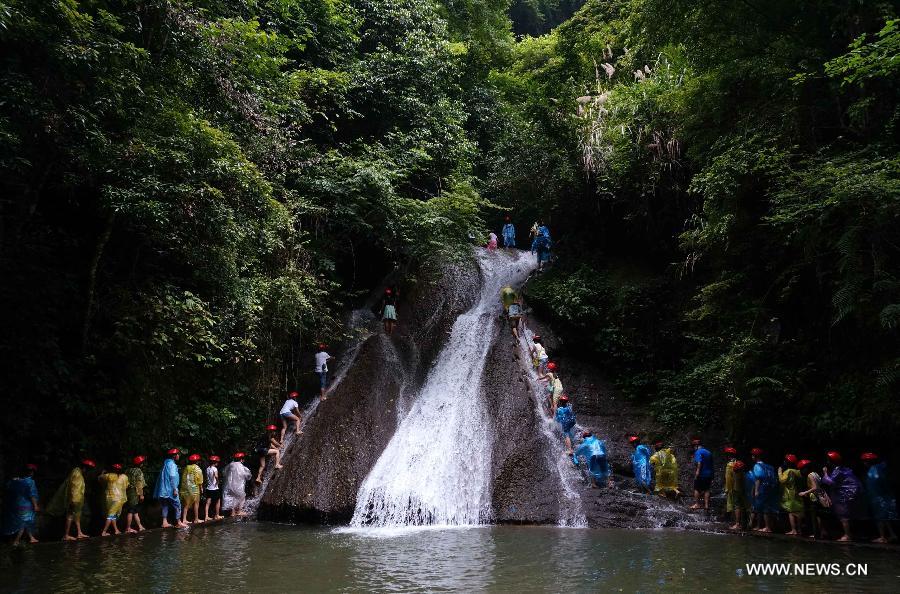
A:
690,437,714,511
254,424,283,484
203,455,223,521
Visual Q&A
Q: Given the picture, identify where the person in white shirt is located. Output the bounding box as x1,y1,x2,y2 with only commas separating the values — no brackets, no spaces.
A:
314,344,335,399
203,455,223,521
279,391,303,442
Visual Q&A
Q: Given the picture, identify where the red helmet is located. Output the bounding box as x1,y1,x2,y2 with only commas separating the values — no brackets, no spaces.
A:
167,448,179,455
385,288,392,295
505,215,511,221
784,453,798,465
750,447,764,456
723,446,737,455
628,435,640,444
233,452,246,460
797,459,812,470
733,461,746,471
209,455,221,463
558,394,569,403
582,430,593,438
81,459,96,468
25,463,38,471
318,343,327,350
860,452,878,462
826,451,842,463
266,424,277,431
111,463,123,471
288,391,299,399
188,454,201,462
547,362,557,371
653,441,664,449
532,335,541,341
690,437,701,446
132,455,146,466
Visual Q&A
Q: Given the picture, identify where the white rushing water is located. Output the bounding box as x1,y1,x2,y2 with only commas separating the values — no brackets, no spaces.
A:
350,249,536,527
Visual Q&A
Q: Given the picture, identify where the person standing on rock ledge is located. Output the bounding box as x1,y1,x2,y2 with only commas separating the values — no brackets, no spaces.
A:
690,437,713,512
649,441,680,499
314,344,335,399
629,436,653,494
223,452,252,517
381,288,398,335
572,431,612,488
154,448,186,529
502,216,516,248
555,394,577,455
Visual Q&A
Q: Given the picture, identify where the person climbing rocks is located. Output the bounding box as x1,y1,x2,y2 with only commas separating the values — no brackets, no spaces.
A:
555,394,577,455
124,456,147,533
98,463,128,536
223,452,252,517
821,450,862,542
487,231,498,250
314,343,335,399
49,458,94,540
725,452,749,531
531,336,548,379
381,288,398,335
154,448,186,529
544,362,563,416
860,452,897,543
180,454,204,525
500,286,517,313
798,459,830,540
530,222,552,271
279,391,303,442
690,437,713,511
2,463,40,545
204,455,223,521
750,448,778,533
779,454,805,536
649,441,680,498
502,216,516,248
572,431,612,488
629,436,653,494
507,296,524,340
255,424,284,484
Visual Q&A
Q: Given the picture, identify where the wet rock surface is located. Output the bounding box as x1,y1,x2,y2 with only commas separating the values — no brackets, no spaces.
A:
258,260,481,524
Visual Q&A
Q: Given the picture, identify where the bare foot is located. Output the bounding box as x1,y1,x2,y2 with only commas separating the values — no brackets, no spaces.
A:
216,515,224,520
689,504,701,510
255,478,262,485
195,519,204,524
759,528,772,533
161,522,172,528
126,528,137,534
837,535,850,542
872,537,887,544
28,536,39,543
77,533,89,540
321,396,327,401
177,522,188,528
785,530,797,536
101,532,110,537
63,535,76,541
729,524,740,530
275,464,283,470
137,526,145,532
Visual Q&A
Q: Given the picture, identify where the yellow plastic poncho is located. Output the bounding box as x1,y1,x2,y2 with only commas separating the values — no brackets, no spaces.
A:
779,467,805,514
48,467,87,519
725,461,748,512
99,472,129,519
180,464,203,507
650,448,679,494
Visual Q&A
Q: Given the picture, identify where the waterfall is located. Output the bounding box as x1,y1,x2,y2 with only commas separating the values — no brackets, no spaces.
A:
350,249,536,527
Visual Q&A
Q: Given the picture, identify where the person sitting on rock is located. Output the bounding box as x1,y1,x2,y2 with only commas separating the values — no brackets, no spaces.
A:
255,424,283,484
554,394,577,455
629,436,653,494
572,431,612,488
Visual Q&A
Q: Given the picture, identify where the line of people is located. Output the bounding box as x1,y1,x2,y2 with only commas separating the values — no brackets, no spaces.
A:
486,218,553,272
2,389,311,545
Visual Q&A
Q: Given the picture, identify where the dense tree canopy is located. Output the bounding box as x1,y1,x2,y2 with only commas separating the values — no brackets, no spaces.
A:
1,0,898,473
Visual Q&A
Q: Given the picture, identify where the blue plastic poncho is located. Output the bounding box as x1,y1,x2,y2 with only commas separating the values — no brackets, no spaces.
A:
1,477,38,535
632,444,653,490
865,462,897,521
531,234,552,262
573,436,610,484
153,458,180,500
751,461,779,513
555,405,576,432
502,223,516,248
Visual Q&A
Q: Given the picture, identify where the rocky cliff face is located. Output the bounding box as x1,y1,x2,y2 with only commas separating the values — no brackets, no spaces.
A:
258,260,480,523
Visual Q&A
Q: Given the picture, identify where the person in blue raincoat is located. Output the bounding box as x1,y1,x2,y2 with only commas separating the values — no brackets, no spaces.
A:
629,436,653,494
530,222,552,270
501,216,516,249
554,394,577,454
860,452,897,543
154,448,186,528
573,431,611,488
749,447,778,532
2,463,40,545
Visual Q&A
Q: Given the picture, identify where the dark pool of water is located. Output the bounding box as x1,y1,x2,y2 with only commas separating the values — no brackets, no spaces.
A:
1,523,898,592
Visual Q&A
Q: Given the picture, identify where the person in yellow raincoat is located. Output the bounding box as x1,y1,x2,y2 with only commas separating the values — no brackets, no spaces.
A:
180,454,205,524
98,463,128,536
48,459,95,541
723,447,748,530
649,441,680,498
779,454,805,535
